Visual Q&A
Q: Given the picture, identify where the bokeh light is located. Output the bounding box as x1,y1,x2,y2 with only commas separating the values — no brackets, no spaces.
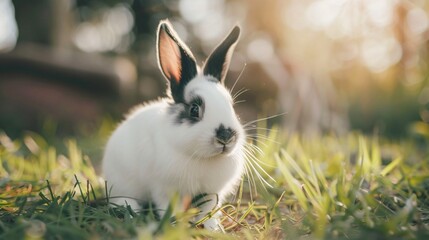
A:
74,3,134,53
0,0,18,52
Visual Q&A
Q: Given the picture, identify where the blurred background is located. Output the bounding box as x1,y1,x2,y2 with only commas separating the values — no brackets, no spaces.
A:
0,0,428,140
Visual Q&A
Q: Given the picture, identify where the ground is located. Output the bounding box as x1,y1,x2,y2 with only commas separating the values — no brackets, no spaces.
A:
1,123,429,239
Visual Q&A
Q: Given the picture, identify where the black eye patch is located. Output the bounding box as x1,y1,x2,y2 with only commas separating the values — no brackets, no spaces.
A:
174,96,205,124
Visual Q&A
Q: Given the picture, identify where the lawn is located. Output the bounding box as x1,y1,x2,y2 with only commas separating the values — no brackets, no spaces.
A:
1,122,429,239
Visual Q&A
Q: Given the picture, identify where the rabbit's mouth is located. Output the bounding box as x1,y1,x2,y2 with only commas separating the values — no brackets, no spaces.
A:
210,146,233,157
219,145,231,154
213,139,237,156
198,131,240,158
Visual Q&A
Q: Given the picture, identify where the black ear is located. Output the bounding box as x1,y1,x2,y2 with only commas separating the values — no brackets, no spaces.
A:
157,20,197,103
203,26,240,84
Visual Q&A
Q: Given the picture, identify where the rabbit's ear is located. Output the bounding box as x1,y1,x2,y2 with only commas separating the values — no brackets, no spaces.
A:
157,20,197,103
203,26,240,84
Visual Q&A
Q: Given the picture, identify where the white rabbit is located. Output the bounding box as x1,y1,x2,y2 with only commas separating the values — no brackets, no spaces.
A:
102,19,244,231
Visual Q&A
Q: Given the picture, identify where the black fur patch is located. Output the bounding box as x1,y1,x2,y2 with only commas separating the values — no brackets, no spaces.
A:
170,96,205,124
203,26,240,83
169,48,198,103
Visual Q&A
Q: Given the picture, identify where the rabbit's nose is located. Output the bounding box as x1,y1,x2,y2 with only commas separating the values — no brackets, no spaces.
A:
215,124,236,145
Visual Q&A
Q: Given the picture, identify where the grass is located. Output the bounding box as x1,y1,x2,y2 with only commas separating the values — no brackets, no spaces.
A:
1,123,429,239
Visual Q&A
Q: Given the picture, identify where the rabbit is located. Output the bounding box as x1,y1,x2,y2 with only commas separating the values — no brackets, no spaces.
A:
102,19,244,231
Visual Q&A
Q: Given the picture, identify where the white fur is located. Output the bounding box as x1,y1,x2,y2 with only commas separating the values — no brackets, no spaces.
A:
102,75,245,230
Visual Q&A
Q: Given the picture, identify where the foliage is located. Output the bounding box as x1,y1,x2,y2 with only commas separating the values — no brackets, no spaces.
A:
1,127,429,239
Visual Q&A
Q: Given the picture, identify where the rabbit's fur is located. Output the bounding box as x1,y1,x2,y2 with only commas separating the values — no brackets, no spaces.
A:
102,20,244,230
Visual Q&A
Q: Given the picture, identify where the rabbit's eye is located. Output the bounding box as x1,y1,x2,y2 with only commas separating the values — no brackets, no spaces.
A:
189,103,201,119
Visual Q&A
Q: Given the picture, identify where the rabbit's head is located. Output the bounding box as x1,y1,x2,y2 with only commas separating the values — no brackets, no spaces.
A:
157,20,244,159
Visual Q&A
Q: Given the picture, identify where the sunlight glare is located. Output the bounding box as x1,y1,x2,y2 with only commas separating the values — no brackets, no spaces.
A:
306,0,346,31
283,0,307,30
193,12,225,42
361,37,402,73
179,0,210,24
246,35,274,63
364,0,395,28
179,0,228,53
407,7,429,35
